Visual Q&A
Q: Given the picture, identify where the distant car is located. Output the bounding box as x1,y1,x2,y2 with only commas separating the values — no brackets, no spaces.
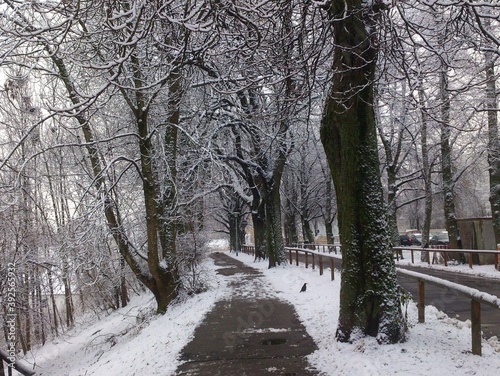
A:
399,235,413,246
430,232,449,246
412,233,422,244
409,234,421,246
399,234,421,246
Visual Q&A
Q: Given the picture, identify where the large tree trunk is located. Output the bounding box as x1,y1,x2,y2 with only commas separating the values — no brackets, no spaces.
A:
120,257,129,308
265,182,286,268
158,69,181,260
283,172,299,246
321,155,336,245
301,216,316,248
136,106,178,313
321,0,407,344
252,206,267,261
284,206,299,247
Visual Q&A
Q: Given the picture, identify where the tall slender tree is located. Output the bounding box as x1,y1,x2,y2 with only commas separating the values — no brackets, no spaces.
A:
484,19,500,247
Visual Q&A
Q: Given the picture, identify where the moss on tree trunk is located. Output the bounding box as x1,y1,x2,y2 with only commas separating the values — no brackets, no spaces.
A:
321,0,407,344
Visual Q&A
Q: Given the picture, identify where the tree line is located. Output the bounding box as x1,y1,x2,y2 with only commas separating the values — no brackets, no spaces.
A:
0,0,498,353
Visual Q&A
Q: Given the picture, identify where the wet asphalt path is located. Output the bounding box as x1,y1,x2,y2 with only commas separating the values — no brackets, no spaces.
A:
396,265,500,339
175,253,319,375
287,251,500,339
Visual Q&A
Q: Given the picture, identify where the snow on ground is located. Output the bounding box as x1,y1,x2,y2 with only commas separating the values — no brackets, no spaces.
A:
230,251,500,376
15,248,500,376
19,257,232,376
395,249,500,279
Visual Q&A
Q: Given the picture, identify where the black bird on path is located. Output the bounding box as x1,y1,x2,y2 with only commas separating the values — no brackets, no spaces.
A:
300,283,307,293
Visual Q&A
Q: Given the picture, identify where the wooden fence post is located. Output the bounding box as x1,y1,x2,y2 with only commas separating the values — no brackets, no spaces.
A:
312,253,315,270
319,256,323,276
496,244,500,270
305,252,309,268
330,258,334,280
295,250,299,266
289,249,292,265
418,280,425,323
471,299,482,356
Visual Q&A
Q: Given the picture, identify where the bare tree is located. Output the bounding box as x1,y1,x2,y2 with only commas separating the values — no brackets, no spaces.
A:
484,17,500,246
0,1,218,313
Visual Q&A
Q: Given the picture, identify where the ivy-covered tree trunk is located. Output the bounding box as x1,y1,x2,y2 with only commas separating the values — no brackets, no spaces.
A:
158,69,181,260
284,208,299,246
229,213,237,253
321,0,407,344
300,160,316,248
301,216,316,248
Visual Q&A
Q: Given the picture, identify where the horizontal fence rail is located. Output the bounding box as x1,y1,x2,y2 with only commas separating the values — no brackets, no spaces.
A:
0,349,35,376
397,267,500,356
241,245,341,280
393,246,500,270
285,247,340,281
291,243,342,254
241,243,500,356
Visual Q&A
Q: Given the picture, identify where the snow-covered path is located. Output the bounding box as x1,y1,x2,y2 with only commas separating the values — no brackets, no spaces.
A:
17,250,500,376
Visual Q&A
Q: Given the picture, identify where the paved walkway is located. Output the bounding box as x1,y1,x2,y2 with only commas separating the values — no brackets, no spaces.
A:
396,264,500,339
175,253,319,376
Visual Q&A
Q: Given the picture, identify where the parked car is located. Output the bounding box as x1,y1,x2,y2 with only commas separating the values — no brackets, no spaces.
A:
430,232,449,246
412,233,422,244
409,234,421,246
399,235,413,246
400,234,421,246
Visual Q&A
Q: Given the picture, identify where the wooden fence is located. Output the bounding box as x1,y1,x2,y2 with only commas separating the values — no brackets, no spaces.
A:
240,243,500,356
393,246,500,270
397,268,500,356
285,247,339,281
0,349,35,376
241,245,341,281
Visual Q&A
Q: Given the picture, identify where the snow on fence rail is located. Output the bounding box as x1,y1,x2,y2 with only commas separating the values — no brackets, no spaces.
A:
241,244,342,281
397,267,500,356
393,246,500,270
0,348,35,376
241,243,500,356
